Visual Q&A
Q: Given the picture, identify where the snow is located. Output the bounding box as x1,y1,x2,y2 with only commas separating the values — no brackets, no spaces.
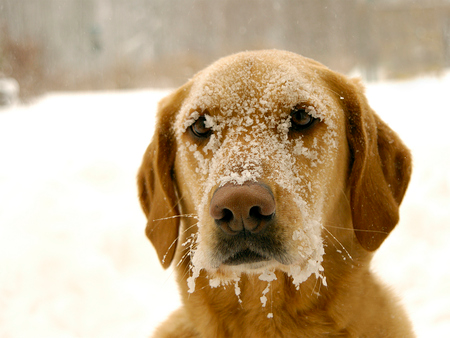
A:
0,72,449,337
0,90,180,337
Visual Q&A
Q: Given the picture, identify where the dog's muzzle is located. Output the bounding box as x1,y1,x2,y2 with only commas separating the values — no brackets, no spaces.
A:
209,182,287,266
210,182,276,235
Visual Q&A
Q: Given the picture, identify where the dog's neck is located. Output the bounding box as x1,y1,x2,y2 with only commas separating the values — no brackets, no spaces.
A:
174,250,376,337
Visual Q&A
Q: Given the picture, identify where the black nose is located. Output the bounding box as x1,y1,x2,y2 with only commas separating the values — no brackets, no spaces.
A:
209,183,276,235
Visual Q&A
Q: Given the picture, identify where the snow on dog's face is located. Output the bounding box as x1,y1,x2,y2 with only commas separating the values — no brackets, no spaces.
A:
171,51,350,290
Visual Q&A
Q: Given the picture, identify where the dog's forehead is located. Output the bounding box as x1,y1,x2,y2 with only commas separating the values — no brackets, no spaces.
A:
176,51,341,132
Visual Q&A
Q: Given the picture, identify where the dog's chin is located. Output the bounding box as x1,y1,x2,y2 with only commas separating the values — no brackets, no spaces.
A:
215,257,286,277
222,248,270,266
209,245,298,274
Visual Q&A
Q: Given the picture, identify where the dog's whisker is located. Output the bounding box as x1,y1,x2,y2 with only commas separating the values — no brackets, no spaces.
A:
177,244,196,268
324,236,348,262
322,227,354,261
352,228,390,235
338,186,351,207
176,257,194,282
160,219,199,266
325,223,389,235
177,249,190,265
177,246,198,272
179,262,193,281
323,224,353,231
153,214,199,222
162,238,182,265
311,276,321,297
177,230,199,278
181,222,200,235
162,229,196,266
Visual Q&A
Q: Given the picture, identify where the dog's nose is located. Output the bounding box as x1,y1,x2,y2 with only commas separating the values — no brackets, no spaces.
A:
209,183,276,235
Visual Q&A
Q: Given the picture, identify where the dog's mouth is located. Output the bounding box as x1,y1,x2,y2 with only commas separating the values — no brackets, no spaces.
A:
223,248,270,266
216,231,291,268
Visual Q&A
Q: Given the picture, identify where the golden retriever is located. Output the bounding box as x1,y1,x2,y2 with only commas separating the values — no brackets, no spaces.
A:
138,50,414,337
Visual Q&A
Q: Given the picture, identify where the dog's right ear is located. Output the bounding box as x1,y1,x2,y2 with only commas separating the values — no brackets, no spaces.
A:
137,84,190,269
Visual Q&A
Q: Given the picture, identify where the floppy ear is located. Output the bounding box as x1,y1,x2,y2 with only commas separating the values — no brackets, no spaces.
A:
343,79,412,251
137,85,190,268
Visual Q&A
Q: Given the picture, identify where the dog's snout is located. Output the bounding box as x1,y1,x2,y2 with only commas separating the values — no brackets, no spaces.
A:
209,183,275,235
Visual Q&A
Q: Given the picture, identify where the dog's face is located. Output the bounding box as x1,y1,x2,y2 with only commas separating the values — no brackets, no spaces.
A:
138,50,411,291
173,52,350,286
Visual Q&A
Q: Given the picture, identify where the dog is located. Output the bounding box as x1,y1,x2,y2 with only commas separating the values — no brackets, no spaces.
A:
138,50,414,337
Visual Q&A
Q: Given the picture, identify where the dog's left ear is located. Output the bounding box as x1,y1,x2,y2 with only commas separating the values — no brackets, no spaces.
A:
340,78,412,251
137,85,190,268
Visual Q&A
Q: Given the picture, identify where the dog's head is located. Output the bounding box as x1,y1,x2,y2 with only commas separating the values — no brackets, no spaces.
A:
138,50,411,289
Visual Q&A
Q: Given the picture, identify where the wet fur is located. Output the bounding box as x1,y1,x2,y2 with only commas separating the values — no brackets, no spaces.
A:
138,50,414,337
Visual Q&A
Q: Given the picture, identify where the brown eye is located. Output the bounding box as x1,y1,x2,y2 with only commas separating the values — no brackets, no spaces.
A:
190,116,212,138
290,107,316,130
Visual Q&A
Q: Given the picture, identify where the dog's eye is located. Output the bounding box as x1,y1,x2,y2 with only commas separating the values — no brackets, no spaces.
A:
190,116,212,138
290,107,317,131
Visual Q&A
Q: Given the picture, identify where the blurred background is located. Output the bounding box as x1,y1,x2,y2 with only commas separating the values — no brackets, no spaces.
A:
1,1,450,337
1,0,449,100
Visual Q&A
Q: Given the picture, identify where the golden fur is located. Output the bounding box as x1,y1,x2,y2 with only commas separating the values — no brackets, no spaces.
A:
138,50,414,337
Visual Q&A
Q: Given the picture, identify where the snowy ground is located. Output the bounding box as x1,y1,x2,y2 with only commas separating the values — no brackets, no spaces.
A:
0,74,449,337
